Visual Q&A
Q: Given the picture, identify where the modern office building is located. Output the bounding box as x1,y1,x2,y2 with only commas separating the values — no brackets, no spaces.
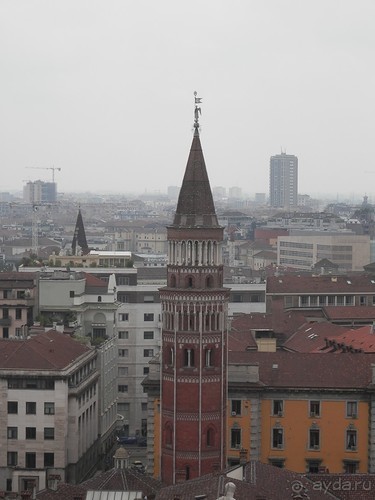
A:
269,152,298,210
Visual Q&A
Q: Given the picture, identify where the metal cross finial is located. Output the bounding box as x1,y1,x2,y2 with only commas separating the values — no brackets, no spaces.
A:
194,91,202,129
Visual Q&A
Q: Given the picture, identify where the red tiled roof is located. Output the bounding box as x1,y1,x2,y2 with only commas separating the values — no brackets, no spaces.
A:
283,322,348,352
267,274,375,294
323,306,375,320
314,324,375,353
0,330,92,370
156,461,336,499
36,467,163,499
228,351,375,389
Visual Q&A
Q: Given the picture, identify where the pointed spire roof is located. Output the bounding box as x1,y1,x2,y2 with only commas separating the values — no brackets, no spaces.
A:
172,119,219,229
72,209,89,255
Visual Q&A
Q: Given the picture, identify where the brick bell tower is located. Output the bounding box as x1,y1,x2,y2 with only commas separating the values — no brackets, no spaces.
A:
159,94,229,485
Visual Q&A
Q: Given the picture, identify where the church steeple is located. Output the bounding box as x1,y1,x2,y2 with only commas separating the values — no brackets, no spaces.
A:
159,95,229,485
173,93,219,229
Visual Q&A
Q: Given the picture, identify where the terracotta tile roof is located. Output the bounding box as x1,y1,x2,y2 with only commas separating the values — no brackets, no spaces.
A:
83,272,109,293
228,351,375,389
156,461,337,499
267,274,375,294
0,330,92,370
283,322,348,352
36,483,86,499
323,306,375,320
314,324,375,353
36,467,163,499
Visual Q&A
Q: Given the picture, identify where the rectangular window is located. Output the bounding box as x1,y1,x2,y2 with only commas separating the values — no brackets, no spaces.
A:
272,400,283,416
307,460,321,473
119,313,129,321
344,461,358,473
25,452,36,469
7,452,17,466
269,459,285,468
347,401,358,418
143,367,149,375
230,428,241,449
233,294,243,303
272,428,284,449
7,427,18,439
310,401,320,417
117,293,129,303
118,366,128,376
44,453,54,467
144,295,154,303
119,349,129,357
143,331,154,340
69,290,75,298
345,295,354,306
26,402,36,414
92,327,106,339
231,400,242,416
143,349,154,357
44,402,55,415
8,378,54,390
117,276,130,285
15,308,22,320
44,427,55,440
346,430,357,450
141,402,148,411
118,330,129,339
118,385,128,393
144,313,154,322
3,327,9,338
117,402,130,413
309,429,320,449
26,427,36,439
7,401,18,414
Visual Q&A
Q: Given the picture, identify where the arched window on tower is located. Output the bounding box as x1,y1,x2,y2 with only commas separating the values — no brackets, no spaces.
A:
185,465,190,480
170,275,176,288
205,348,213,367
165,423,173,448
206,275,214,288
186,276,194,288
184,348,195,367
206,426,215,447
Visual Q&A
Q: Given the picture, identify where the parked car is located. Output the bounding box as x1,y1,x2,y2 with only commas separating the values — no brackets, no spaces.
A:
131,460,146,473
117,435,137,445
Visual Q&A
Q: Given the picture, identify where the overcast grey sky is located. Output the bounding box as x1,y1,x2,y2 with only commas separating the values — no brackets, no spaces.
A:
1,1,374,200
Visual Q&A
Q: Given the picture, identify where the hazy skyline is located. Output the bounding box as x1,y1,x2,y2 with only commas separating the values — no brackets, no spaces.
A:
1,1,375,200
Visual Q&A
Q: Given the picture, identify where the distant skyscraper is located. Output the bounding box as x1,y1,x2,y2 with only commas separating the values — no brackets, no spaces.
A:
269,152,298,209
23,180,57,204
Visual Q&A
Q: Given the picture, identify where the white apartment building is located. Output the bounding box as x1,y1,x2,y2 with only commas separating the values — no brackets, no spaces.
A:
0,330,99,494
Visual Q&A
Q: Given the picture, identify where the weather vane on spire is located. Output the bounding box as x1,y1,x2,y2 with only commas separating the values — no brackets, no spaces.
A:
194,91,202,130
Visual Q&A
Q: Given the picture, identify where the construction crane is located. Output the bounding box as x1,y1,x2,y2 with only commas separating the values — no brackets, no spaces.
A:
26,166,61,182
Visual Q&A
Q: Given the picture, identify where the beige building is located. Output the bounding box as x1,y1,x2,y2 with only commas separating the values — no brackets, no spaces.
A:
0,330,100,493
277,233,371,272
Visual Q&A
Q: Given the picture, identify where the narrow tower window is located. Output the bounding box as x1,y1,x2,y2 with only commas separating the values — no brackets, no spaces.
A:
184,348,195,367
